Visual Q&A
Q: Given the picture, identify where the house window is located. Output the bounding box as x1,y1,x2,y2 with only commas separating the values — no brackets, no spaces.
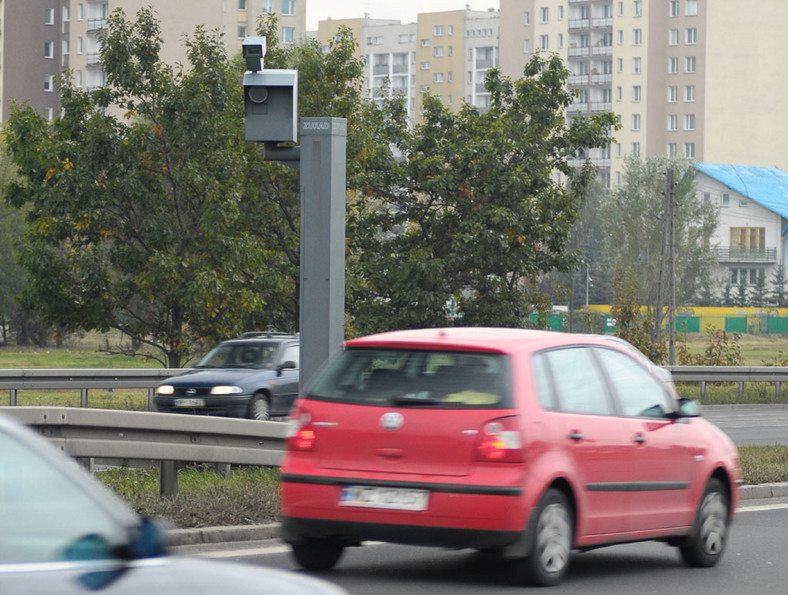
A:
282,0,295,16
523,11,530,25
668,57,678,74
684,142,695,158
616,86,623,101
239,0,247,9
668,114,678,131
616,143,622,158
523,39,530,53
262,0,273,13
62,6,70,22
618,2,624,16
684,113,696,130
685,56,697,73
421,61,431,70
421,38,431,47
730,268,761,286
540,7,549,23
633,1,642,17
281,27,295,43
669,29,679,46
237,25,246,38
685,85,696,102
686,28,697,44
77,3,84,21
434,25,444,36
44,41,54,59
434,72,444,83
77,37,83,54
633,29,642,46
631,142,641,156
44,74,54,92
557,33,563,48
632,57,641,73
632,85,641,102
617,30,624,44
62,39,70,56
702,192,711,202
558,6,564,20
668,86,678,102
686,0,698,16
669,1,679,17
540,35,549,50
632,114,641,131
45,8,55,24
722,193,730,207
730,227,765,253
434,46,444,57
617,58,623,73
667,143,677,156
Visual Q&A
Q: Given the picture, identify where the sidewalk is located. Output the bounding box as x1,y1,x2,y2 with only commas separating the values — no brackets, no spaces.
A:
165,482,788,548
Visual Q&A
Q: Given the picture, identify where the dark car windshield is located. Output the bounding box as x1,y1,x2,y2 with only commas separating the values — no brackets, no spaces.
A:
195,342,278,370
307,348,513,409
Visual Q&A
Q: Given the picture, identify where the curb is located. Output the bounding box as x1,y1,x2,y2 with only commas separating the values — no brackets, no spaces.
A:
165,482,788,548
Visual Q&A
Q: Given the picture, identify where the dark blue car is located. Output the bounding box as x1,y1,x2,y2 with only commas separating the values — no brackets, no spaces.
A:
155,333,299,421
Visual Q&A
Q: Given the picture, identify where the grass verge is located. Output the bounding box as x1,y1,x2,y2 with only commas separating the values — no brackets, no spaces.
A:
96,447,788,529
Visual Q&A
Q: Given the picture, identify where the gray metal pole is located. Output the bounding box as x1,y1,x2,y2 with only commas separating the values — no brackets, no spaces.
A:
299,118,347,390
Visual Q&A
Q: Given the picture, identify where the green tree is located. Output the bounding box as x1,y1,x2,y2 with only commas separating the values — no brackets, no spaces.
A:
600,155,717,339
610,266,665,363
346,54,618,335
771,264,787,307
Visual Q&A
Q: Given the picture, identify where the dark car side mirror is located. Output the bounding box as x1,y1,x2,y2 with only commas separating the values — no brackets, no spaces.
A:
277,360,297,373
669,397,700,419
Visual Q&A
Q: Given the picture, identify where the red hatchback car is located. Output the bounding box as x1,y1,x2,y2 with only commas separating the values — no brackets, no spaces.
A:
280,328,741,586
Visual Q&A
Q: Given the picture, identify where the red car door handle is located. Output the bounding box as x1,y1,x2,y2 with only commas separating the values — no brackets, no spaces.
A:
632,434,647,444
568,432,583,441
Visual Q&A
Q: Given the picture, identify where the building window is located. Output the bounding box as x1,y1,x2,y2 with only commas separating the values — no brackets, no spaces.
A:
63,6,70,22
668,114,678,131
434,46,444,57
633,29,642,46
668,57,678,74
686,28,697,44
558,6,564,20
684,142,695,158
433,25,445,36
616,86,623,101
540,7,549,23
669,1,679,17
669,29,679,45
261,0,273,13
281,27,295,43
617,29,624,44
237,25,246,38
616,58,623,73
722,193,730,207
523,39,530,53
685,85,696,102
44,41,54,58
420,38,431,47
668,85,678,102
44,74,54,92
730,268,761,286
686,0,698,16
684,113,696,130
239,0,247,10
557,33,563,48
282,0,295,16
523,11,530,25
77,3,84,21
615,143,622,158
434,72,444,83
448,25,454,36
632,57,641,73
421,61,431,70
540,35,549,50
618,2,624,16
667,143,677,156
45,8,55,24
633,1,642,17
632,85,641,102
632,114,641,131
685,56,697,73
62,39,70,56
631,142,641,156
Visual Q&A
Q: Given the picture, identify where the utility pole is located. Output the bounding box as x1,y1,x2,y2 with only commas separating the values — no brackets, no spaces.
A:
667,168,676,365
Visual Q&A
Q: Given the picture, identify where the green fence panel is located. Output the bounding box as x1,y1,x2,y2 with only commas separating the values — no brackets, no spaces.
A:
724,316,747,333
767,317,788,334
548,314,564,331
675,316,700,333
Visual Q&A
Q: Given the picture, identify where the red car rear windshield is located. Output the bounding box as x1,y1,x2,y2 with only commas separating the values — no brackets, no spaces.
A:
307,348,513,409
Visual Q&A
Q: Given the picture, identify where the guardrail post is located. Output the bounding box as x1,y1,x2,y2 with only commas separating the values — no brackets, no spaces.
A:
738,381,745,399
700,381,706,399
776,381,782,400
80,388,89,408
9,389,17,406
147,388,155,411
161,460,178,498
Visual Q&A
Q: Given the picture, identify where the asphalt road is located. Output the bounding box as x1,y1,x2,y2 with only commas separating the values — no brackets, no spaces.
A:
702,404,788,445
179,499,788,594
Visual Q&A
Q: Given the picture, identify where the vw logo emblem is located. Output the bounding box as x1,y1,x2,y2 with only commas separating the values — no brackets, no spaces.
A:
186,388,197,395
380,412,404,431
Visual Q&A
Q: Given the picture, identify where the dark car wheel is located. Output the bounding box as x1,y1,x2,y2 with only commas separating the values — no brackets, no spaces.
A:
512,488,573,587
679,477,730,568
290,538,345,571
247,392,271,421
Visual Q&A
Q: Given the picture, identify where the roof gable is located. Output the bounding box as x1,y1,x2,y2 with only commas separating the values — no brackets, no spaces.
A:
695,163,788,219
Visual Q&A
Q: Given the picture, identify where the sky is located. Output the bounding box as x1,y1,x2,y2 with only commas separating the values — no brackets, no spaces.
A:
307,1,500,30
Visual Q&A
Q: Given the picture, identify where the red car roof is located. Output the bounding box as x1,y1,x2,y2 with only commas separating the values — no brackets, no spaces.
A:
344,327,597,354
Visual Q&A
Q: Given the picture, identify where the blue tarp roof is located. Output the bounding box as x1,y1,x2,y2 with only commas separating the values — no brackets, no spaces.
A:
695,163,788,220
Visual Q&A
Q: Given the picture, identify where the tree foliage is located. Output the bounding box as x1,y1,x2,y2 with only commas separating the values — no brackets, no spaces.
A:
347,54,618,334
600,155,717,330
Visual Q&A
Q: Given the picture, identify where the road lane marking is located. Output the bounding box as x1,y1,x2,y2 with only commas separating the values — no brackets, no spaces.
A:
738,502,788,513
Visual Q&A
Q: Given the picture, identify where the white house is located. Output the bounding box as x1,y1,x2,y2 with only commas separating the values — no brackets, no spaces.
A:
694,163,788,300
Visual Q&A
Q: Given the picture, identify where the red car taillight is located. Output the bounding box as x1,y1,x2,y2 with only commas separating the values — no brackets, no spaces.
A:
475,416,523,463
287,408,317,452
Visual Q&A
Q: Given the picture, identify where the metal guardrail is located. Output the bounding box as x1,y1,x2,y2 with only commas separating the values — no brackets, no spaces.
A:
665,365,788,399
0,406,286,498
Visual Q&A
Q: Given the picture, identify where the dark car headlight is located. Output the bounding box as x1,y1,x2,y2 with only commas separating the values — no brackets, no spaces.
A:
210,386,244,395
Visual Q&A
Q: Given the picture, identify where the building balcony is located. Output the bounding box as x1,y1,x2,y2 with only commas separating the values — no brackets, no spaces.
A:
591,45,613,56
567,73,612,85
568,19,590,30
568,46,590,57
713,247,777,262
87,18,107,31
373,65,390,75
86,53,101,66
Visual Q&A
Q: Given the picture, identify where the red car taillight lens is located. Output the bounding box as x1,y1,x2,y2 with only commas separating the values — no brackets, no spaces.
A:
475,416,523,463
286,408,316,452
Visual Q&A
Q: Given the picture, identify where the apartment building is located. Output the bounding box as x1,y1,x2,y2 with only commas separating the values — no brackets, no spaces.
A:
499,0,788,185
0,0,306,122
318,8,499,125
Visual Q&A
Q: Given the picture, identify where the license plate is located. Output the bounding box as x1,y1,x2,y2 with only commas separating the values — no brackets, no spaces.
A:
339,485,429,511
174,398,205,407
